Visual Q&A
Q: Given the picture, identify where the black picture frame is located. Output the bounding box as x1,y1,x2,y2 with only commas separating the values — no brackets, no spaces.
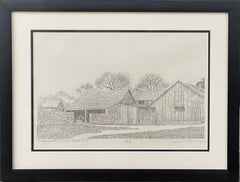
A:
0,0,239,181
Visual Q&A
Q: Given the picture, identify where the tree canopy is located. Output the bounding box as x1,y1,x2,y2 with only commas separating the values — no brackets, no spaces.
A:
76,83,94,94
135,73,169,91
95,72,130,90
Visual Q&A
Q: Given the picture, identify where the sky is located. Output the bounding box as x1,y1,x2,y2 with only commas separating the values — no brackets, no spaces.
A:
33,32,208,97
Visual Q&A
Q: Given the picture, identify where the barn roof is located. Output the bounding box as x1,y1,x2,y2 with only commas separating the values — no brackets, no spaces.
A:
66,90,131,111
150,81,205,105
41,100,62,108
133,91,164,101
186,84,205,95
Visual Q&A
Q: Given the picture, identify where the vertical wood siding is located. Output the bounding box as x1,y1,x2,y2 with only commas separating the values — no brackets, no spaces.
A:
137,107,155,124
154,82,205,123
119,104,138,124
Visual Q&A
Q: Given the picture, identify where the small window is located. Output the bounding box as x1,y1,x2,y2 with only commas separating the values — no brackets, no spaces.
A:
138,101,145,105
174,106,185,111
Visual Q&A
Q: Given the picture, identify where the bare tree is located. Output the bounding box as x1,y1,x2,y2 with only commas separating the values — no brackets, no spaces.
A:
76,83,94,94
95,72,130,90
135,73,169,91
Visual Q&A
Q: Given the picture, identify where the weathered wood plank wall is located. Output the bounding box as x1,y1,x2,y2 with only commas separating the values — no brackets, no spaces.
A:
154,82,205,123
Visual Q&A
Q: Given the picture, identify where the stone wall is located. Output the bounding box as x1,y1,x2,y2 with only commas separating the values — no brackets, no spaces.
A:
37,110,74,124
90,105,120,124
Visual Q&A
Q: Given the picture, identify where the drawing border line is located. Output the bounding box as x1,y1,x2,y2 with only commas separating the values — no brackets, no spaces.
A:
31,30,210,152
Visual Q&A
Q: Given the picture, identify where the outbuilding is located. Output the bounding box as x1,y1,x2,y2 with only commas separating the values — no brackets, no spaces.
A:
40,100,64,112
133,91,163,124
151,81,205,124
66,90,138,124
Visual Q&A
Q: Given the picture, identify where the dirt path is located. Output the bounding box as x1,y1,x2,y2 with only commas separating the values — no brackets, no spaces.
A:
71,124,204,140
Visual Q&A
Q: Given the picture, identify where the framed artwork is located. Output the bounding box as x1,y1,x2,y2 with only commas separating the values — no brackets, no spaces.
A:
0,0,239,181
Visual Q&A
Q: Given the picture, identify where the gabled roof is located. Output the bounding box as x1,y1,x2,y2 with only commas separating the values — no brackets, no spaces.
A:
150,81,205,106
186,84,205,95
133,91,165,101
41,100,62,108
66,90,133,111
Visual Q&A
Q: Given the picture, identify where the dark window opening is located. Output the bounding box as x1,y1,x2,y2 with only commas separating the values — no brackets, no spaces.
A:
138,101,145,105
174,106,185,111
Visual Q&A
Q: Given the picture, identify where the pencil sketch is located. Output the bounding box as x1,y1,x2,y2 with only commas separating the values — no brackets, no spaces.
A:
33,31,208,150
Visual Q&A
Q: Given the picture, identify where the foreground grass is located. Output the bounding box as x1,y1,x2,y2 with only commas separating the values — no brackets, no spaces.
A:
89,126,204,139
37,124,132,139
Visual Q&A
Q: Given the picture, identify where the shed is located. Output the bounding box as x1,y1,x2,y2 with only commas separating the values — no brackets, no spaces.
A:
66,90,138,124
151,81,205,124
133,91,164,124
40,100,64,112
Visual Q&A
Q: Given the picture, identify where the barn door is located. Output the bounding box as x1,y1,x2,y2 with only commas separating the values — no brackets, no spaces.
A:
174,106,185,121
127,106,133,124
127,106,137,125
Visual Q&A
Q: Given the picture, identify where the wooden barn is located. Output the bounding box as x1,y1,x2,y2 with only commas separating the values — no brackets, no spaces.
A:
151,81,205,124
66,90,138,124
133,91,163,124
40,100,64,112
